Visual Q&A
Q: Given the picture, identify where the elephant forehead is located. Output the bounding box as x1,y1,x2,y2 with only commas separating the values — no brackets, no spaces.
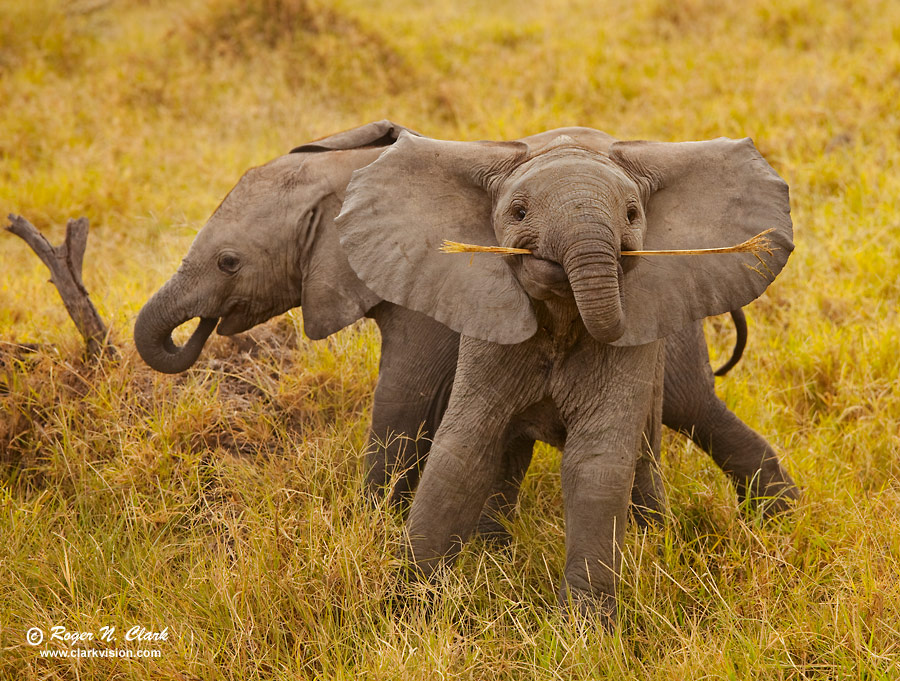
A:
505,148,636,197
191,198,291,262
214,155,317,215
201,195,278,242
209,171,280,223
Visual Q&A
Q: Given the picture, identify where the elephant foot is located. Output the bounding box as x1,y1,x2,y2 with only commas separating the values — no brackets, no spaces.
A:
474,513,514,547
739,477,801,518
630,502,666,529
737,460,800,518
385,572,436,621
557,582,616,630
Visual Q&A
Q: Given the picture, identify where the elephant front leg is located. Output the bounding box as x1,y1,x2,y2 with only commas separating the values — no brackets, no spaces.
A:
554,341,662,625
558,441,636,625
403,413,508,579
402,335,541,580
367,305,460,507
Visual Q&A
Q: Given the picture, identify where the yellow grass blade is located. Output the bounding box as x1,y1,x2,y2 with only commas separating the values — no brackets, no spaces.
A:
439,240,532,254
439,229,776,258
625,228,777,257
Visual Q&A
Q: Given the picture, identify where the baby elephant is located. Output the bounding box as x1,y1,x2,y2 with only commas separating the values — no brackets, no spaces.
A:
336,131,794,622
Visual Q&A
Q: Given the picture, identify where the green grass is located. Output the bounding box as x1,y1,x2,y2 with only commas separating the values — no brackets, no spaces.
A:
1,0,899,677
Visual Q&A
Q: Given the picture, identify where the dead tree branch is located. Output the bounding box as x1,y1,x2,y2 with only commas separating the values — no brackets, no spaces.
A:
5,213,116,359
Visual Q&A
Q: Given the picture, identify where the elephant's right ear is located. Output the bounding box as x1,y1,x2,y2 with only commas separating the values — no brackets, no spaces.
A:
609,137,794,346
335,132,537,344
290,120,420,153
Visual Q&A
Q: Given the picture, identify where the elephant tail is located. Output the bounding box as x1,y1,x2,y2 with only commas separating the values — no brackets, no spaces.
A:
714,308,748,377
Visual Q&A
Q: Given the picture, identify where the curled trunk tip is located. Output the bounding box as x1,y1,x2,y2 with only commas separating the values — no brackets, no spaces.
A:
134,293,218,373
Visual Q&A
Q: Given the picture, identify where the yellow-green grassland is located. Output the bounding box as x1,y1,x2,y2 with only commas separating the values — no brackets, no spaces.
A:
1,0,899,678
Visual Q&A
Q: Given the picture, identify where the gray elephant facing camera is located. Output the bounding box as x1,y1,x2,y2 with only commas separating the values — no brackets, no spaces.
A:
134,122,797,554
335,130,795,621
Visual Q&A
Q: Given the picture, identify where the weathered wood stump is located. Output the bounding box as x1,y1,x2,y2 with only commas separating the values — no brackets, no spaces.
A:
5,214,116,359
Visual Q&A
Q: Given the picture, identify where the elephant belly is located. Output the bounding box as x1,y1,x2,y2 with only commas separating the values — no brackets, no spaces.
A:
505,397,567,450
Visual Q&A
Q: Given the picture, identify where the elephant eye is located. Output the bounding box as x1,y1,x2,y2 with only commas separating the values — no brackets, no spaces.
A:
218,253,241,274
626,205,639,225
513,206,527,221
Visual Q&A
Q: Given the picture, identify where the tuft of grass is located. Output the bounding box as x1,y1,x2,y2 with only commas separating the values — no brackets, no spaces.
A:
2,0,899,677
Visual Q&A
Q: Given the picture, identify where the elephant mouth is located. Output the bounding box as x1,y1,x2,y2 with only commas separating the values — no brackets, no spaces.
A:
518,255,573,300
216,299,279,336
217,314,254,336
521,246,628,288
163,312,250,339
619,246,640,274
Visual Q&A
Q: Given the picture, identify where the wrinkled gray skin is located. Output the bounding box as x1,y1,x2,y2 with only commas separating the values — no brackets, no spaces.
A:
335,129,796,623
134,122,797,561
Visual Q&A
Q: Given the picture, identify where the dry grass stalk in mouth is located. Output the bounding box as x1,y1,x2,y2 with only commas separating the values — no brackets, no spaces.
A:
439,242,532,254
439,228,776,258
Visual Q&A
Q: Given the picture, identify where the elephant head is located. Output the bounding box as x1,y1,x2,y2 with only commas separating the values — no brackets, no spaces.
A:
134,120,416,373
335,130,793,347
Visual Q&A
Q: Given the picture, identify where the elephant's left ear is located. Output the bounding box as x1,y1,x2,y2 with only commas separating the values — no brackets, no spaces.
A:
289,120,420,153
299,191,383,340
609,137,794,346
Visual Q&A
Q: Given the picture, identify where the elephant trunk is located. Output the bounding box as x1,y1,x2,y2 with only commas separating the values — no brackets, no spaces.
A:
134,274,218,374
560,229,625,344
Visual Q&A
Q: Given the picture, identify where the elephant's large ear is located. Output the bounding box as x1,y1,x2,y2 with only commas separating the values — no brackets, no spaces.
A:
299,190,383,340
335,132,536,344
609,137,793,346
283,124,416,338
289,120,419,153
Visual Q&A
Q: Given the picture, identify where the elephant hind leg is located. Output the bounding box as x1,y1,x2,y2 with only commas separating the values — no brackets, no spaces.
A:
474,426,670,545
665,390,799,515
631,425,666,527
663,321,798,516
632,345,667,527
367,372,454,509
690,398,799,515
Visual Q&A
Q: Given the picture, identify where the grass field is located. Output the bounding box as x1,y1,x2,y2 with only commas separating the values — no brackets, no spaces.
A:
2,0,899,677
